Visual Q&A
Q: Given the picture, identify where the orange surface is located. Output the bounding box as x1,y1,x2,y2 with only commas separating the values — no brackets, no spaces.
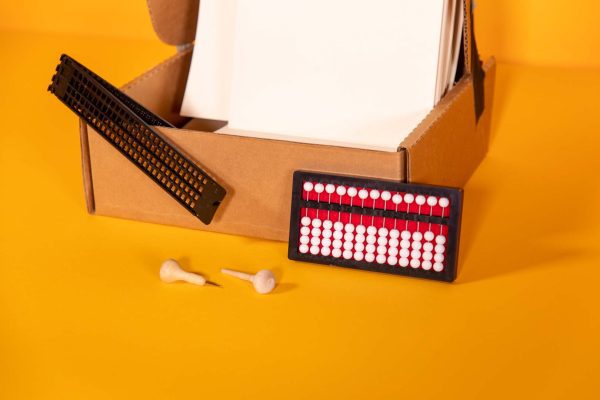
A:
1,2,600,399
1,0,599,66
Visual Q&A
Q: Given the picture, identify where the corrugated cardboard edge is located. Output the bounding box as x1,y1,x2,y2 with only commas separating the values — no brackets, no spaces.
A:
463,0,473,73
79,119,95,214
146,0,198,46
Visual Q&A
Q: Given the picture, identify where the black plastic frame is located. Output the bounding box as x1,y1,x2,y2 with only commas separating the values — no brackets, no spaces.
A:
288,171,463,282
48,54,226,224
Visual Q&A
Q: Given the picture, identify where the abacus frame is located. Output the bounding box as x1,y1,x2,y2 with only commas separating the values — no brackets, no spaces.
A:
288,171,463,282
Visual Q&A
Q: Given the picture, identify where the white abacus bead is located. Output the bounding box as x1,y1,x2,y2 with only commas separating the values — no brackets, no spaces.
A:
389,229,400,239
421,260,432,271
424,231,435,242
323,220,333,230
435,244,446,254
388,238,399,248
369,189,380,200
434,253,445,263
411,241,422,250
343,250,353,260
320,247,331,257
433,262,444,272
415,195,426,205
301,216,311,226
365,253,376,263
310,245,320,255
303,181,314,192
334,221,344,231
378,227,389,237
376,254,386,264
343,241,354,251
392,193,403,204
344,223,355,233
325,184,335,194
336,185,347,196
354,242,365,252
344,232,354,242
388,247,399,257
333,239,343,249
381,191,392,201
312,219,322,228
300,226,310,236
300,236,310,245
310,236,320,246
332,248,342,258
387,255,398,266
399,258,409,267
366,244,376,254
423,242,434,252
404,193,414,204
366,226,377,235
354,252,364,262
347,187,358,197
314,183,325,193
412,231,423,242
355,233,365,243
377,236,388,246
427,196,438,207
311,227,321,237
436,235,447,245
321,237,332,248
411,249,421,259
377,245,387,255
399,248,410,258
439,197,449,208
333,230,343,240
410,258,421,268
366,235,377,245
401,230,411,240
358,189,369,200
322,229,332,239
422,251,433,261
356,224,366,234
400,240,411,249
299,244,309,253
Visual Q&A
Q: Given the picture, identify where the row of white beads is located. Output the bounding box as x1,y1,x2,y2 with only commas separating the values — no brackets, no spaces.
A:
303,181,449,214
298,217,446,272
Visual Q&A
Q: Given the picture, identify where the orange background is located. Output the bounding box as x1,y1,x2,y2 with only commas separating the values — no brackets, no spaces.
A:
0,1,599,399
1,0,600,66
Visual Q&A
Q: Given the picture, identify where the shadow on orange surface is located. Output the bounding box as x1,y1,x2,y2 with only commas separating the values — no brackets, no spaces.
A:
457,64,600,283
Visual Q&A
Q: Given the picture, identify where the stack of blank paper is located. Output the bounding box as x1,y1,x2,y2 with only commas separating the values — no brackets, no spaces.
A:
181,0,464,152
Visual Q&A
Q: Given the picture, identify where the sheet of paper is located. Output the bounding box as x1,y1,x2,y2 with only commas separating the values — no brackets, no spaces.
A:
447,0,465,92
225,0,446,151
180,0,237,121
435,0,457,102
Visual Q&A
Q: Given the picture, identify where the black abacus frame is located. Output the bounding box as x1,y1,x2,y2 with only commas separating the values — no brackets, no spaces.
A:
288,171,463,282
48,54,226,224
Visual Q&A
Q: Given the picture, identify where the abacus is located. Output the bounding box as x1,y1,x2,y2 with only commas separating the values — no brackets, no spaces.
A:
48,54,226,224
288,171,463,282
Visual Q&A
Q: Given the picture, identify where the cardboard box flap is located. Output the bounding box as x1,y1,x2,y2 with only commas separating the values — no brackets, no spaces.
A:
146,0,198,46
401,57,496,187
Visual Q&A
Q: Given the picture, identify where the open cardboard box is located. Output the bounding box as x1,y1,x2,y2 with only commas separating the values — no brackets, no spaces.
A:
79,0,496,241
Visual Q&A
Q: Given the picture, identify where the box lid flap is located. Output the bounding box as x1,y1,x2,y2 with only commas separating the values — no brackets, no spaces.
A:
147,0,199,46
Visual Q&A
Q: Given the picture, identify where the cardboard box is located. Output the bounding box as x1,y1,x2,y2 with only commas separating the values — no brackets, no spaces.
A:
78,0,496,241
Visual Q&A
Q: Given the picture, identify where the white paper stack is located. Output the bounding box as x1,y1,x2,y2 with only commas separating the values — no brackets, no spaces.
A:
181,0,465,151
